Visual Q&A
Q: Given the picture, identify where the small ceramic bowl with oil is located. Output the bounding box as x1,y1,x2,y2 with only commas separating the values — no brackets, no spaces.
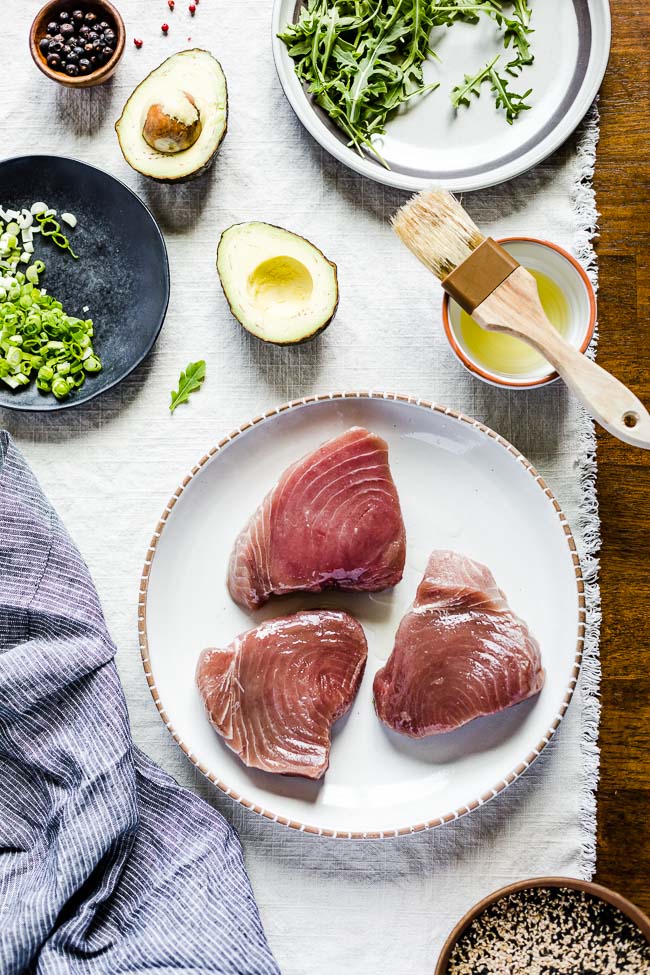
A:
442,238,597,389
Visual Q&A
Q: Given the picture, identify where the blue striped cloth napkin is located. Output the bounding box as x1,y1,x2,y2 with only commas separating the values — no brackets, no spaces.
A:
0,432,280,975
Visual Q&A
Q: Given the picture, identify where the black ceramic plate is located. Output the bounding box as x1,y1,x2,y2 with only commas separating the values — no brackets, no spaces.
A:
0,155,169,411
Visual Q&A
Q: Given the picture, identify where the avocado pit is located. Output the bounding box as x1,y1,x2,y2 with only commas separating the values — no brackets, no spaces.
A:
142,91,202,153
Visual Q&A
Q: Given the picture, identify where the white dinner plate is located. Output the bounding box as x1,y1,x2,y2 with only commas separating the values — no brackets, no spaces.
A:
271,0,610,192
139,393,584,838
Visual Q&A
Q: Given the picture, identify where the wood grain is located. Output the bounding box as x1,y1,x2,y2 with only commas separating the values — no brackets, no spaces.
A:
593,1,650,912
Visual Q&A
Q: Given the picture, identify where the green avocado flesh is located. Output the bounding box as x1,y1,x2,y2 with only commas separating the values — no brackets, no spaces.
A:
115,50,227,183
217,223,339,345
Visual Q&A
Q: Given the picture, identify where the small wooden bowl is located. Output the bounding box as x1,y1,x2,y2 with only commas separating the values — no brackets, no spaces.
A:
30,0,125,88
435,876,650,974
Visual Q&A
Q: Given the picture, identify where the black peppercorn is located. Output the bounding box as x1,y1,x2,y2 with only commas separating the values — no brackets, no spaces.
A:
72,9,84,21
58,10,70,21
101,46,113,60
78,58,91,72
79,24,89,36
47,21,58,33
104,29,115,45
67,50,79,63
89,54,98,65
65,63,80,76
84,11,97,24
62,43,72,56
87,30,98,41
48,39,63,54
84,42,94,52
47,53,62,68
60,22,75,37
39,37,51,54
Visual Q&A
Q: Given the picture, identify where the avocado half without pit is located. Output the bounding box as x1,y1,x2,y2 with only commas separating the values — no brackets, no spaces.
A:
115,50,227,182
217,223,339,345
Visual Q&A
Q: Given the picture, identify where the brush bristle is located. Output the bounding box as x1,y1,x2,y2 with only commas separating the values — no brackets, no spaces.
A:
392,190,486,281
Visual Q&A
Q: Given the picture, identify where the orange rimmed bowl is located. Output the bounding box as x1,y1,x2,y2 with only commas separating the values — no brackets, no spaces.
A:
442,238,597,390
435,876,650,974
30,0,125,88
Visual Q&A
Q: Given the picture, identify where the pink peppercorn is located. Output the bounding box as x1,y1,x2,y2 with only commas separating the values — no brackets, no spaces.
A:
133,37,143,48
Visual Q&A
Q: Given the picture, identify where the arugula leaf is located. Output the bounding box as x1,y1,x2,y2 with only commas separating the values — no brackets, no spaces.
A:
169,360,206,414
451,55,500,110
451,54,532,122
488,63,532,123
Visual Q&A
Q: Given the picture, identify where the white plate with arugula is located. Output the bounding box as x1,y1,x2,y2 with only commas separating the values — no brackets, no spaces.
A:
272,0,610,192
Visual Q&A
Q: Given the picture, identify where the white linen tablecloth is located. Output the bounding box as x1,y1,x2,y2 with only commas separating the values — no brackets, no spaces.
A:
1,3,601,973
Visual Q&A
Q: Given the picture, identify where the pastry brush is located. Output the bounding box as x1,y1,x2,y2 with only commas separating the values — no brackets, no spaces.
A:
392,190,650,449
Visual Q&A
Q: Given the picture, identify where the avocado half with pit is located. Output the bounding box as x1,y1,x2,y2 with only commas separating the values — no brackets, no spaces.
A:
217,223,339,345
115,50,227,183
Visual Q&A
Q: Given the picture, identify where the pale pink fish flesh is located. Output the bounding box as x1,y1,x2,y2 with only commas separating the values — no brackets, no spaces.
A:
228,427,406,610
373,550,545,737
196,610,368,779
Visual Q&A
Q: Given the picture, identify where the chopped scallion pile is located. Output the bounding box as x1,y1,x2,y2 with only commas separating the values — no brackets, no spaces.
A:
0,264,101,401
0,201,96,400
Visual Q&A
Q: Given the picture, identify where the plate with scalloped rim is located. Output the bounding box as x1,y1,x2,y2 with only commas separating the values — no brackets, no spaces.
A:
139,392,584,838
272,0,610,192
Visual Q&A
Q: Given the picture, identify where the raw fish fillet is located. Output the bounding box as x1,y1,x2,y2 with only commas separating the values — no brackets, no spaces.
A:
228,427,406,610
373,551,544,737
196,610,368,778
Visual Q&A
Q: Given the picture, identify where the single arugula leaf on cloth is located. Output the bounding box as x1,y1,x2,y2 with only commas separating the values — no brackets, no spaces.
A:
169,359,206,413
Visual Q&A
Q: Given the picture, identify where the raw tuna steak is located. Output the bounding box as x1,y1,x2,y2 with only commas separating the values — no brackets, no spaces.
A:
374,551,544,737
228,427,406,610
196,610,368,778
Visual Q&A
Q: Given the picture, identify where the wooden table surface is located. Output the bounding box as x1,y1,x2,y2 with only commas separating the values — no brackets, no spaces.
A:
593,2,650,913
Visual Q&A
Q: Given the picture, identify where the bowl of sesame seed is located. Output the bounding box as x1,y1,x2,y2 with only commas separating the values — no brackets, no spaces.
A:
435,877,650,975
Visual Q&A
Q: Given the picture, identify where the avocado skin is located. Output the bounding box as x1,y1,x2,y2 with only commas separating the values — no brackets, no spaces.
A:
216,222,339,346
115,49,228,184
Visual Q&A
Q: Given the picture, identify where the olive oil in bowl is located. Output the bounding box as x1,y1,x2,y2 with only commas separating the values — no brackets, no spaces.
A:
458,269,570,378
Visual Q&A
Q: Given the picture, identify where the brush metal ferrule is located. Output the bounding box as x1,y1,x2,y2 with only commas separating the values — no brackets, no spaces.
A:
442,238,520,314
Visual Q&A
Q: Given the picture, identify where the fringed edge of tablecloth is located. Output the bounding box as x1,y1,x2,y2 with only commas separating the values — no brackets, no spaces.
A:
571,100,602,881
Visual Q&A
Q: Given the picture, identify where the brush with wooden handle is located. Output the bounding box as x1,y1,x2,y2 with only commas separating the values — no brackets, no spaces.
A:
392,190,650,449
